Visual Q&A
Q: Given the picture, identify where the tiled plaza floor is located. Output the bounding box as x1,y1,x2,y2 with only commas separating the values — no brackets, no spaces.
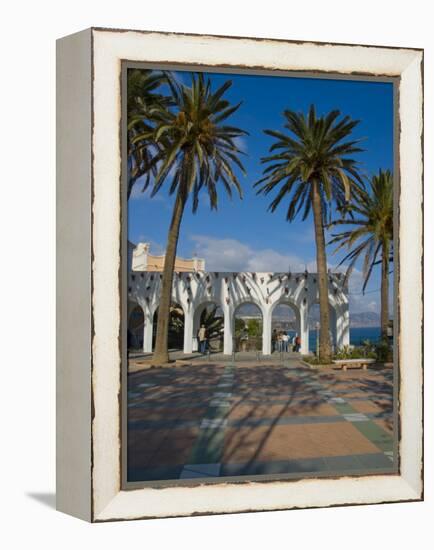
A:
127,358,396,482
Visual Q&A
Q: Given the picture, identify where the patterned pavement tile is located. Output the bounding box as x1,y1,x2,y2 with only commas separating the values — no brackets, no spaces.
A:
128,465,184,481
227,402,338,420
356,452,394,469
352,421,394,452
332,402,355,414
129,452,394,482
129,418,199,430
323,452,392,472
126,360,396,482
180,463,221,478
384,451,394,462
128,406,208,421
144,428,200,467
200,418,228,429
188,430,225,464
210,399,232,407
342,413,370,422
350,401,386,414
222,422,381,463
229,415,345,428
221,457,328,476
328,397,346,404
374,418,394,433
213,392,233,398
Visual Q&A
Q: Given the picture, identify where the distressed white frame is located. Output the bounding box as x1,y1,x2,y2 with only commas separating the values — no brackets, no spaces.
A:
57,28,423,522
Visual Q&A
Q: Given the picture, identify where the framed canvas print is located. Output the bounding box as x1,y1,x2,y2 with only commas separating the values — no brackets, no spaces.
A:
56,28,423,522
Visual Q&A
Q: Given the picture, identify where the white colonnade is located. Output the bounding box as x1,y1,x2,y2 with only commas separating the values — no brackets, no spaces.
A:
128,270,350,356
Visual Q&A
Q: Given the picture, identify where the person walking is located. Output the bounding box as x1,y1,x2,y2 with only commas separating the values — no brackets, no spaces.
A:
276,332,281,353
198,325,207,354
295,334,301,353
272,329,277,352
282,332,289,352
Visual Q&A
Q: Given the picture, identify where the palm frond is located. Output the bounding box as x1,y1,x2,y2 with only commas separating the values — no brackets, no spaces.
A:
256,106,363,226
329,169,394,289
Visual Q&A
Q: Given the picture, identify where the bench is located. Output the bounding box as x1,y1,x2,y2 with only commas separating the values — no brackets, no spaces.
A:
332,358,376,371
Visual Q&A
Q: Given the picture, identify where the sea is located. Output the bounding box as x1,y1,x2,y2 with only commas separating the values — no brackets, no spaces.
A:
307,326,381,352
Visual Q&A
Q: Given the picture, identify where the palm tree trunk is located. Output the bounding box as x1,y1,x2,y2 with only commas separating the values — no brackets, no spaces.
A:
152,188,187,364
380,240,389,340
311,181,332,361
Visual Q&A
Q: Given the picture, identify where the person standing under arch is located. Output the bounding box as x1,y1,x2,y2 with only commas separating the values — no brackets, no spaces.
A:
282,332,289,352
272,328,277,352
198,324,207,354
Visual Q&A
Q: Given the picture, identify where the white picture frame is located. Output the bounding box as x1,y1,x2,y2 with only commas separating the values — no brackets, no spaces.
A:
56,27,423,522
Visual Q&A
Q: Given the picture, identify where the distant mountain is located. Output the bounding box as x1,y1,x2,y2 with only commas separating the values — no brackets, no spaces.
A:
237,303,380,329
349,311,380,328
307,309,380,328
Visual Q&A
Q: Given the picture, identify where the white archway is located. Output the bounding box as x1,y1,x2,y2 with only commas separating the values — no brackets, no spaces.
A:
307,302,340,353
142,301,186,354
130,270,349,356
270,300,301,352
192,300,224,352
232,301,264,353
127,302,144,350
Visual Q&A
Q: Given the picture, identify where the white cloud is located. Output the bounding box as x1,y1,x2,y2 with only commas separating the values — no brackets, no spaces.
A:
129,182,166,202
344,269,380,314
349,292,380,314
189,234,381,314
129,166,178,206
134,237,165,256
190,234,311,273
135,233,382,315
233,136,248,154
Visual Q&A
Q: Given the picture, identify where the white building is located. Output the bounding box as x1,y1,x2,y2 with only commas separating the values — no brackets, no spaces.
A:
131,242,205,272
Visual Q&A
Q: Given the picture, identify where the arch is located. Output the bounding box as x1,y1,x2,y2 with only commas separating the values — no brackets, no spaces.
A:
233,301,264,352
130,270,350,356
192,300,224,352
127,302,145,350
149,292,188,318
232,296,266,319
152,301,186,351
270,300,301,354
307,302,338,353
270,297,300,315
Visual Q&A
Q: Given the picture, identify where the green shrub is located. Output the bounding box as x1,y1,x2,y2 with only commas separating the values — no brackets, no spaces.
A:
302,338,390,366
334,344,376,360
333,339,391,362
301,355,332,366
375,339,393,362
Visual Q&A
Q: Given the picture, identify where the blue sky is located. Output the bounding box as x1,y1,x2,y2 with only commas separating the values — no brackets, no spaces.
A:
128,70,394,315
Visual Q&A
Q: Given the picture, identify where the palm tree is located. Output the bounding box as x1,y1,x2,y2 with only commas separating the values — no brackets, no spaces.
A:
328,169,393,339
152,304,185,350
199,305,224,344
167,305,224,351
127,69,172,198
255,105,363,361
131,73,247,364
